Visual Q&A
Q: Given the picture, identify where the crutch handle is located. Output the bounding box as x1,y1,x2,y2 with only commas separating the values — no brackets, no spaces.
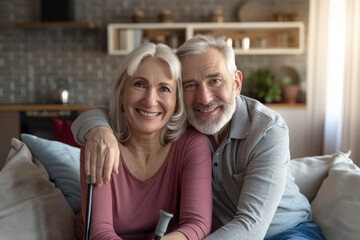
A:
154,210,173,240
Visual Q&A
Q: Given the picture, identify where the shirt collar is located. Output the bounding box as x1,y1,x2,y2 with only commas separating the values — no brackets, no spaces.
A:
229,96,250,140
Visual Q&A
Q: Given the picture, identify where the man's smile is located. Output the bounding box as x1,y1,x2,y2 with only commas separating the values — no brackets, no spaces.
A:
196,106,219,113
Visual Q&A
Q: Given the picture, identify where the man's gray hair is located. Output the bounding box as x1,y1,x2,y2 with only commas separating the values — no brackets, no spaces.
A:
109,42,187,145
176,35,238,78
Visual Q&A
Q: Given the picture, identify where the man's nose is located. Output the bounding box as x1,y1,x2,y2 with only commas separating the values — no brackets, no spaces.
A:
196,85,213,104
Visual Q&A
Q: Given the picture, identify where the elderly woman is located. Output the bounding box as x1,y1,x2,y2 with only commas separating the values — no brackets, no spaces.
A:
75,43,212,240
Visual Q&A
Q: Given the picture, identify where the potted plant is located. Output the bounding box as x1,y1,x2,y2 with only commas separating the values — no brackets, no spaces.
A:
281,76,299,104
246,69,282,103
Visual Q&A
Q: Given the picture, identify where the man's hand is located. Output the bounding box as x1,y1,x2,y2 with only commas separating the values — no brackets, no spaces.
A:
84,126,120,186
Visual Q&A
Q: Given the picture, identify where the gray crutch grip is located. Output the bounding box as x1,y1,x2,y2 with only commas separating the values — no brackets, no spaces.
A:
154,210,173,240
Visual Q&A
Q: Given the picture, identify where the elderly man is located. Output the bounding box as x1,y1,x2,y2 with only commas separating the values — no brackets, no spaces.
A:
72,36,324,240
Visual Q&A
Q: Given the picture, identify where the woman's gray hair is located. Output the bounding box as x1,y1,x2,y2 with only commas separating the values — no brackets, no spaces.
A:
176,35,237,79
109,42,187,145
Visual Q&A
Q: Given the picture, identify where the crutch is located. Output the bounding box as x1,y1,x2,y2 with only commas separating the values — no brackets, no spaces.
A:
84,175,93,240
83,176,171,240
154,210,173,240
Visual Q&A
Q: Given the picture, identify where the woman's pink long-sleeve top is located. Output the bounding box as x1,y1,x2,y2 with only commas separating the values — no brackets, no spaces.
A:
76,129,212,240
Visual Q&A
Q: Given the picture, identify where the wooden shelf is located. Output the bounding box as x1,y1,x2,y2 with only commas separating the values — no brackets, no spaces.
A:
15,21,96,29
107,22,304,55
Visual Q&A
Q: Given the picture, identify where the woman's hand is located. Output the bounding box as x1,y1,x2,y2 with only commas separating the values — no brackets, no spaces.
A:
161,231,188,240
84,126,120,186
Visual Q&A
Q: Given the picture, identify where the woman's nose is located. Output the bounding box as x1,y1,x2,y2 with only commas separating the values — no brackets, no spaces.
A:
144,89,158,106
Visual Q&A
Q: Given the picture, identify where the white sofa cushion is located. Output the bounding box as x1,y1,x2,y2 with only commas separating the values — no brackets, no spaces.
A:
311,160,360,240
0,138,75,240
290,151,351,201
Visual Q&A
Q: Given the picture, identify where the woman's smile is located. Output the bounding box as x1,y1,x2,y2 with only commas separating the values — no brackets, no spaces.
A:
136,108,161,118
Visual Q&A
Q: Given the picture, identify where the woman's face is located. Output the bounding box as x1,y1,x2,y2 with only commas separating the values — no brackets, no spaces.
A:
122,59,177,137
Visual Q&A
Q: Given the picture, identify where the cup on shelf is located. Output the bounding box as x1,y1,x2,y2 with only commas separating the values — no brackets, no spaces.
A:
209,9,225,22
159,9,173,23
276,33,288,48
254,38,267,48
132,10,144,23
166,34,178,49
242,37,250,50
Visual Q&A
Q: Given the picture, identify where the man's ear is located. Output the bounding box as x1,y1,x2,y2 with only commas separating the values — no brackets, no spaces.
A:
234,70,242,96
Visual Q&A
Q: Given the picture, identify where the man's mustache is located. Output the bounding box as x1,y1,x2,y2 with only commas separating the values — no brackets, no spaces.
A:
192,100,224,110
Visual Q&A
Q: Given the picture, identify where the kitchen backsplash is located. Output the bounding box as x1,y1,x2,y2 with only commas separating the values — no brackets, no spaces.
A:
0,0,309,104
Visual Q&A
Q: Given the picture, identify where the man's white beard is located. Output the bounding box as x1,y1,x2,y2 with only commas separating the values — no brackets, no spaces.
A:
187,93,236,135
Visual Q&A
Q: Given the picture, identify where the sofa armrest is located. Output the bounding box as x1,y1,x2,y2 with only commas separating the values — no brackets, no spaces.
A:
290,151,351,202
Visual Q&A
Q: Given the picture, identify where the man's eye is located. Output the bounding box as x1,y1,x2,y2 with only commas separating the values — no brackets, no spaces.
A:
184,83,196,90
210,79,221,84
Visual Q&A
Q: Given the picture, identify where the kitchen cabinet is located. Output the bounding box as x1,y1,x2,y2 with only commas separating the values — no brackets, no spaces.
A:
0,112,19,170
273,104,307,158
107,22,304,55
0,105,98,169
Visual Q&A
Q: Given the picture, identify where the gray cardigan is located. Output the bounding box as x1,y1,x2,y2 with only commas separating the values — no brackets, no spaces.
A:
204,96,311,240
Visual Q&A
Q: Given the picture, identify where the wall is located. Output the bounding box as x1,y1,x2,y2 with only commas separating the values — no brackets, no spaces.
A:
0,0,309,105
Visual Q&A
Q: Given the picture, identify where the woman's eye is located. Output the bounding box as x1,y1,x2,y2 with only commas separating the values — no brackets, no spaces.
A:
160,86,171,92
134,82,145,88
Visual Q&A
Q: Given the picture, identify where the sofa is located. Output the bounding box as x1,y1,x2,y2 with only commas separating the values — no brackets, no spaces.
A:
0,134,359,240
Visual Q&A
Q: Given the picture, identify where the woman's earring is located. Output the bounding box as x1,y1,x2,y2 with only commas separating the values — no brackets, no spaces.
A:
121,104,125,113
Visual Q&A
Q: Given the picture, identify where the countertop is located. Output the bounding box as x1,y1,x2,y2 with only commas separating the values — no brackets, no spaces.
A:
0,103,305,112
0,104,102,112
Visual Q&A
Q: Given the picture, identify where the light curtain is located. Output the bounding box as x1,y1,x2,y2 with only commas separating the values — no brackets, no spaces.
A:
307,0,360,166
341,0,360,166
306,0,329,157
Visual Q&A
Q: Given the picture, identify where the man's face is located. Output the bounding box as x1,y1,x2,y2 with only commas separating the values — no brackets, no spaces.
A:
181,48,242,135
